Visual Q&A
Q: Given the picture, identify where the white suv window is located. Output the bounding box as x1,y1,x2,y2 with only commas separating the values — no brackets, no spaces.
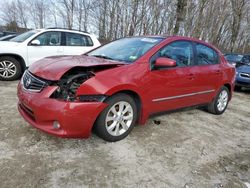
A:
35,32,61,46
65,32,93,46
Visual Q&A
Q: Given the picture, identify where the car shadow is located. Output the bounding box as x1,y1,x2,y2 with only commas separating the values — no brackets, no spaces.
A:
149,105,208,120
234,87,250,94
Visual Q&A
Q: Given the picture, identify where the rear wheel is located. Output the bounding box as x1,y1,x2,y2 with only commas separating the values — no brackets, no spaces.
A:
207,86,229,115
0,56,22,81
94,93,137,142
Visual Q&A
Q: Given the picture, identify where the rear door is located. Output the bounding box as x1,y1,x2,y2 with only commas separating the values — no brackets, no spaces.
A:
191,43,223,104
62,32,96,55
27,31,63,65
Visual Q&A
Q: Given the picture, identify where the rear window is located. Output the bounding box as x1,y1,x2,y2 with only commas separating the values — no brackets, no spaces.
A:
65,33,93,46
196,44,219,65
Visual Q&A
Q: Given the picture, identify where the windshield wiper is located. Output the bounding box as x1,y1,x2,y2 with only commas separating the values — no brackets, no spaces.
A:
92,55,114,60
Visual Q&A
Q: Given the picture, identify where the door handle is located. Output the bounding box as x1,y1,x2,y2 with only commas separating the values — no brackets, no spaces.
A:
215,70,222,75
187,73,196,80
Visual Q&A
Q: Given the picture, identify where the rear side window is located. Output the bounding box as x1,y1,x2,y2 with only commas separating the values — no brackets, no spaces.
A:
65,33,93,46
195,44,219,65
151,41,194,67
35,31,61,46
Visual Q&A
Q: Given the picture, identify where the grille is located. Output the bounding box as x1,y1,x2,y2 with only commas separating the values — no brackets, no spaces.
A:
240,72,250,79
22,70,47,92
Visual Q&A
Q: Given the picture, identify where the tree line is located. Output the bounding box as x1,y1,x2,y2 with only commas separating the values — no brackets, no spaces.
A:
0,0,249,53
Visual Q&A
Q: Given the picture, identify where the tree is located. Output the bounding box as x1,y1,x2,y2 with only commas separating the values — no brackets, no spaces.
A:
230,0,246,52
173,0,187,35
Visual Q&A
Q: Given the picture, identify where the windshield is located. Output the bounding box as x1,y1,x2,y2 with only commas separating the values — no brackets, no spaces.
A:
10,30,39,42
225,54,243,62
0,35,13,40
87,37,164,63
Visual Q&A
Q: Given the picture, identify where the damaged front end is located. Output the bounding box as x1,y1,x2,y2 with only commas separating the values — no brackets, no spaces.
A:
50,70,94,101
22,68,107,103
50,68,107,102
23,61,123,102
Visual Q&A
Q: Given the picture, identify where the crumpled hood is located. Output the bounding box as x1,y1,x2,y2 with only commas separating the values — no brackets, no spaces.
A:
29,55,126,80
237,65,250,73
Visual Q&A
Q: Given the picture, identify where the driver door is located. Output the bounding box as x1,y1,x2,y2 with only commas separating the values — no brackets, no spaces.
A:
27,31,63,65
144,40,200,113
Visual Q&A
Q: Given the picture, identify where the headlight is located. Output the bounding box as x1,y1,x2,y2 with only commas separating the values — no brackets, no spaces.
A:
50,72,94,101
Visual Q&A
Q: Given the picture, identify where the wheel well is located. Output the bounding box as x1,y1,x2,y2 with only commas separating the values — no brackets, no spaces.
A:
0,54,26,73
91,90,142,133
109,90,142,121
224,83,232,98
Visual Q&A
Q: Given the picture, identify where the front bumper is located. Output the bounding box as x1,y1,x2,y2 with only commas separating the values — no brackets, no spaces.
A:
235,75,250,88
17,83,108,138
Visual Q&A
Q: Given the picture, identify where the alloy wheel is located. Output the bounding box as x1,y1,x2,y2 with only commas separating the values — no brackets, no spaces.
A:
105,101,134,136
0,60,17,78
217,90,228,112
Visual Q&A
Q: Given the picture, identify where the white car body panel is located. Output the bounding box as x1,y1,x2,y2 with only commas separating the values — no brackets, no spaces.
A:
0,29,101,67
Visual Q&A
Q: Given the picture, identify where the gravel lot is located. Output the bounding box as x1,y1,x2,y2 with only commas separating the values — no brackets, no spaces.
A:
0,81,249,188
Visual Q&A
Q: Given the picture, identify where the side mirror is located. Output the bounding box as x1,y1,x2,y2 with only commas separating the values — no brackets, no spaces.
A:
30,39,41,46
154,57,176,69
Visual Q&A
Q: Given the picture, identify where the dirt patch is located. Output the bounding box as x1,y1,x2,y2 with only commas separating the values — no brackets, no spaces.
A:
0,81,249,188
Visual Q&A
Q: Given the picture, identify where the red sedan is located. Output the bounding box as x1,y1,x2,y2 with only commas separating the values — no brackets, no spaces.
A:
17,36,235,142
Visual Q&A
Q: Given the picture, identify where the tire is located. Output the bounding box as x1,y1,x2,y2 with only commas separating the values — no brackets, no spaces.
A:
0,56,22,81
234,85,241,91
207,86,230,115
94,93,137,142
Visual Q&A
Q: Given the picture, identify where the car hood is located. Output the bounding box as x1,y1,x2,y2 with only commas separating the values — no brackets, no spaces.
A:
0,41,20,49
29,55,127,80
237,65,250,73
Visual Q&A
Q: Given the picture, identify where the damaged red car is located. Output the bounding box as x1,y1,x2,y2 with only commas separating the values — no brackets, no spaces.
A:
17,36,235,142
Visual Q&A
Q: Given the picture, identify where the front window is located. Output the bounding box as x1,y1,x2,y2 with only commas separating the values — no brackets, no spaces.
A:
34,32,61,46
87,37,164,63
150,41,194,67
10,30,39,42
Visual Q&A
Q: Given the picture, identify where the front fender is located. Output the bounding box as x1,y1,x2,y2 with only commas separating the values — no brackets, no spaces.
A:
76,76,150,125
76,76,142,97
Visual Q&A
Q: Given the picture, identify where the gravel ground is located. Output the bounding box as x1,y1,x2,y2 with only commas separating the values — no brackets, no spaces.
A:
0,81,249,188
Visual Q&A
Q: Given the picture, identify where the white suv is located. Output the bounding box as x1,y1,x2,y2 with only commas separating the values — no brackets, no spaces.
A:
0,28,101,80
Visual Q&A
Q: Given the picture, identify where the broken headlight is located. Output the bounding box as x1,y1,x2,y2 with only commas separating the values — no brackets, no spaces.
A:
51,72,95,101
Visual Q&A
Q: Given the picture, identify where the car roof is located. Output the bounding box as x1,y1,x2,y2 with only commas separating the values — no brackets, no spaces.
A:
35,28,91,36
47,28,90,34
130,35,214,44
125,35,221,53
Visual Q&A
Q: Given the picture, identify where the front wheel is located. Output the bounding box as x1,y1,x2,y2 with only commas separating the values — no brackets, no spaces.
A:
207,86,230,115
0,56,22,81
94,93,137,142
